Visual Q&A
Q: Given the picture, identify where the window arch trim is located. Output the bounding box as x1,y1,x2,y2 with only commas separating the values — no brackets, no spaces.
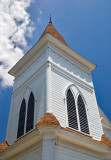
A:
65,84,87,105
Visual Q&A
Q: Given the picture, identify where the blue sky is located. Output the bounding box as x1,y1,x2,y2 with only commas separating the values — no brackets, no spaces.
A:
0,0,111,143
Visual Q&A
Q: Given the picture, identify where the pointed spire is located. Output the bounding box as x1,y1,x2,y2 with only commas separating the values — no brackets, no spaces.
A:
39,19,68,46
49,14,52,24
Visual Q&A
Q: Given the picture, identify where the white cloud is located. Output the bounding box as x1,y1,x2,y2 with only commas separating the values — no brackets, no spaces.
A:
40,10,43,15
0,0,35,87
37,17,41,24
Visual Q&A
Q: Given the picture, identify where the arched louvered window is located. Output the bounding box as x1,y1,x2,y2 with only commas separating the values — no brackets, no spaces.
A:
66,86,89,135
26,92,35,133
67,89,78,130
77,95,89,134
17,99,26,139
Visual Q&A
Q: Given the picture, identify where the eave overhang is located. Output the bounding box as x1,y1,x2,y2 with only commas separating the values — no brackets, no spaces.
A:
59,127,111,154
0,126,111,159
0,129,41,159
9,33,96,77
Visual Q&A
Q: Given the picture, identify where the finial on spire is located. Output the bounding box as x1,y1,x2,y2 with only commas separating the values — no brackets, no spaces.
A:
49,14,52,23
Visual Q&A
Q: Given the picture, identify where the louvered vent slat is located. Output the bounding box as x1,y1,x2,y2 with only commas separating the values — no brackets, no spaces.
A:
17,99,26,139
67,89,78,130
77,95,89,134
26,92,35,133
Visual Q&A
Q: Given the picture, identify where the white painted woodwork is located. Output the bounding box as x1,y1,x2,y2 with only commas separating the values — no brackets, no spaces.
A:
1,23,111,160
7,70,46,145
42,135,55,160
7,38,111,160
11,143,42,160
6,41,105,145
55,144,101,160
9,33,96,77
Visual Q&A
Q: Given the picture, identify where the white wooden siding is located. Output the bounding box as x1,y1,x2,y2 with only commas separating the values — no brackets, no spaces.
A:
77,86,103,140
55,145,100,160
13,48,47,91
51,69,69,127
6,42,103,145
49,45,103,140
11,143,42,160
49,47,93,87
51,68,103,140
6,71,46,145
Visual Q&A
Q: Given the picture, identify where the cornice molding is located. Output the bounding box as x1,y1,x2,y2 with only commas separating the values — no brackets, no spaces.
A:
9,33,96,77
0,130,41,159
1,126,111,159
51,62,94,93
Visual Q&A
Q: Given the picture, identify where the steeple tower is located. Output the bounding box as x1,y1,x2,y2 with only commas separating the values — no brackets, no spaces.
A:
1,20,111,160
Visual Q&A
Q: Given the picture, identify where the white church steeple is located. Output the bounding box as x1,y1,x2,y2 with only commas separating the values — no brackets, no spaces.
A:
1,20,111,160
6,21,103,145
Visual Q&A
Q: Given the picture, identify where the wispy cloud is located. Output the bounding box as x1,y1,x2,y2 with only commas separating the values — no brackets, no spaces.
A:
37,10,43,24
37,17,41,24
0,0,35,87
40,10,43,15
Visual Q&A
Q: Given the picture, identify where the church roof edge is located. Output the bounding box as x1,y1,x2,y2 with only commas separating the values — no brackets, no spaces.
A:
8,23,97,76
